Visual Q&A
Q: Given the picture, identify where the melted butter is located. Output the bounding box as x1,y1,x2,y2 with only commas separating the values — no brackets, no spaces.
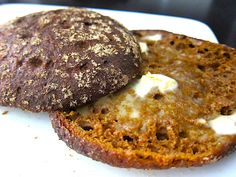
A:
118,94,140,119
142,34,162,41
209,112,236,135
78,73,178,120
118,73,178,118
197,118,207,124
132,72,178,97
139,42,148,53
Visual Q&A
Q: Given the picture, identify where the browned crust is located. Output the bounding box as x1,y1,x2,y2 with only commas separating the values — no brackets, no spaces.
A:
0,8,141,112
51,112,236,169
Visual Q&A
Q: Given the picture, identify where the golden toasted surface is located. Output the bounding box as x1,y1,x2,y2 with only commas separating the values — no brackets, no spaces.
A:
51,30,236,169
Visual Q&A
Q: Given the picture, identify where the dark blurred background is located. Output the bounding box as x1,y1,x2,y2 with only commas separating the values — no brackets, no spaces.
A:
1,0,236,47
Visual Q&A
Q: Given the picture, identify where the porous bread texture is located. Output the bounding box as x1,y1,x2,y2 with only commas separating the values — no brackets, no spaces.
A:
51,30,236,169
0,8,141,112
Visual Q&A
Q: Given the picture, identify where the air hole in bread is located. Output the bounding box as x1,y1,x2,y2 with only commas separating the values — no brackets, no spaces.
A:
223,74,228,78
192,147,199,154
101,108,109,114
80,125,93,131
197,65,205,71
123,135,133,142
223,52,231,59
214,50,219,56
103,60,108,64
16,87,21,93
210,63,220,70
205,53,212,58
153,93,162,100
229,89,234,94
92,107,99,114
220,106,233,115
170,41,175,45
136,154,145,159
189,43,195,48
175,43,185,50
28,56,42,67
156,128,169,141
204,48,209,52
84,21,92,26
179,131,187,138
136,154,152,160
192,92,200,99
197,50,204,54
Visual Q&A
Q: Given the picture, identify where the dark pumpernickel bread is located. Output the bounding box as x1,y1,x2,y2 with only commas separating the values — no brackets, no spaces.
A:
51,30,236,169
0,8,141,112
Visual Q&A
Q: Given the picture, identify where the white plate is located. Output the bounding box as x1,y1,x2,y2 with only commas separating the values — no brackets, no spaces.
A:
0,3,235,177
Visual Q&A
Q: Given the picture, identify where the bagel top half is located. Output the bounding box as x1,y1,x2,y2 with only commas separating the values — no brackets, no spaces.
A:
0,8,141,112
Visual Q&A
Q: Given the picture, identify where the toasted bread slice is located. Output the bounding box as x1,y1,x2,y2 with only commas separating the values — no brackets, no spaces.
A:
51,30,236,169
